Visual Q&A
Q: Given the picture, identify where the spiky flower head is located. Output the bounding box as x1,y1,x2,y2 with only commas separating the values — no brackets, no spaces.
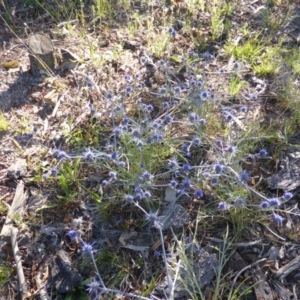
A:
273,213,283,226
68,230,78,240
86,277,101,295
82,241,95,257
238,170,250,184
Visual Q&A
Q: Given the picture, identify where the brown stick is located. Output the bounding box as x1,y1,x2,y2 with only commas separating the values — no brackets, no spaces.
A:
11,228,28,299
273,255,300,280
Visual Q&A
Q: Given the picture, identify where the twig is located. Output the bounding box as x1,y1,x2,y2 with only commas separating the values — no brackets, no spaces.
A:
262,224,286,241
205,237,263,247
273,255,300,280
52,91,68,117
228,258,267,300
11,228,28,300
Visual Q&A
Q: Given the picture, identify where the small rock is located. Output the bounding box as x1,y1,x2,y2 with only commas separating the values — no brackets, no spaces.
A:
7,158,27,179
162,204,191,230
50,250,82,293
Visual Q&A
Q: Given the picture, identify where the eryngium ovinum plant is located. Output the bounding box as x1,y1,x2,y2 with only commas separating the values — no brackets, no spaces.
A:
28,28,294,299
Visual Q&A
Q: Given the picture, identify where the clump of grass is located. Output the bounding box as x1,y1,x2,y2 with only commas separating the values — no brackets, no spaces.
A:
224,33,266,64
0,112,9,131
0,261,13,292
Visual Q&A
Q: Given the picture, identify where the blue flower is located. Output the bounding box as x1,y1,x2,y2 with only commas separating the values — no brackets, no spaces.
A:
283,192,293,201
109,171,117,179
227,144,238,155
118,161,125,168
185,236,192,243
111,151,118,160
165,114,173,123
188,112,199,123
181,143,190,153
106,91,114,99
140,56,147,64
132,128,140,137
162,101,169,109
268,197,281,207
201,91,208,99
211,178,218,185
144,190,152,199
196,80,203,87
142,170,152,181
259,149,268,157
202,172,210,178
234,198,246,207
124,74,131,81
174,86,181,94
134,187,141,194
251,93,258,100
83,149,95,161
59,151,68,159
192,136,202,146
261,201,269,209
174,170,181,177
136,139,144,149
194,190,204,198
238,170,250,184
113,127,122,137
225,113,233,122
145,210,160,224
216,140,222,147
168,158,179,169
154,250,161,257
68,230,78,240
82,241,95,256
199,118,206,125
125,194,134,203
125,85,133,93
86,277,101,295
218,202,228,211
50,167,59,176
146,104,154,112
42,173,49,180
160,87,167,95
86,77,93,87
273,213,283,226
135,193,143,201
152,121,161,129
240,106,247,113
168,28,176,38
169,179,178,189
214,163,224,174
182,178,191,190
233,61,240,69
189,80,196,87
182,164,191,173
122,117,130,125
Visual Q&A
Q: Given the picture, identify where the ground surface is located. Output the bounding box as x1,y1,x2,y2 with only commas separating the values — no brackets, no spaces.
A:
1,0,300,299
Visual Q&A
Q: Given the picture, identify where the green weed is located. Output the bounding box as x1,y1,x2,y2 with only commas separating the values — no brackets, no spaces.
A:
210,1,232,41
0,261,13,292
229,77,247,96
57,159,81,203
0,198,8,215
0,112,9,131
225,33,266,64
